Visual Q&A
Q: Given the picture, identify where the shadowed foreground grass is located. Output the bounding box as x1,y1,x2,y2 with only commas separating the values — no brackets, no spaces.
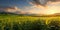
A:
0,14,60,30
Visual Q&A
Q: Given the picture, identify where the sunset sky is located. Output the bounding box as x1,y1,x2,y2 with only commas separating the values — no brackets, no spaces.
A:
0,0,60,15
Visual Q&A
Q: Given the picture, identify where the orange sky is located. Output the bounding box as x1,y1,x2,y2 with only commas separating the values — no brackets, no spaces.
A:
27,1,60,15
0,0,60,15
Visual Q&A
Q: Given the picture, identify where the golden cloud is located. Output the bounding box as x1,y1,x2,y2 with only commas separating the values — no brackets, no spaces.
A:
28,1,60,15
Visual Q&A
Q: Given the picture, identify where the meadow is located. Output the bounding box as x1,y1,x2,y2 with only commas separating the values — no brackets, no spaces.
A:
0,14,60,30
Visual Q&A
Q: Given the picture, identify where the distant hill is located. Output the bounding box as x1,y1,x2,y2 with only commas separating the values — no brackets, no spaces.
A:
0,12,15,14
0,12,60,17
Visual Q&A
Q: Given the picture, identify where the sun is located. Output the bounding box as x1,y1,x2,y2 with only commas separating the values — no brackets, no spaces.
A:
42,6,59,15
44,10,57,15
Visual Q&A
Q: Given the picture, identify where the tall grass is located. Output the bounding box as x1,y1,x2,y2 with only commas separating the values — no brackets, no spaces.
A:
0,19,60,30
0,15,60,30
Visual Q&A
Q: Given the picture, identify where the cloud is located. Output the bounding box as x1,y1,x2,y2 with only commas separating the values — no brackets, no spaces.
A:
27,1,60,15
0,6,26,14
5,6,20,12
30,0,60,6
0,6,19,12
0,0,60,15
31,0,47,6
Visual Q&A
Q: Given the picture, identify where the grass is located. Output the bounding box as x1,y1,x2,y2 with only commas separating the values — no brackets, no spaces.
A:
0,14,60,30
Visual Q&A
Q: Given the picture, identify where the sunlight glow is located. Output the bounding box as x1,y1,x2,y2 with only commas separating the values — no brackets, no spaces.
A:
45,10,57,15
28,2,60,15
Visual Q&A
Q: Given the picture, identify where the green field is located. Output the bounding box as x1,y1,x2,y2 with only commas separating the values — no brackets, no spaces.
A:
0,14,60,30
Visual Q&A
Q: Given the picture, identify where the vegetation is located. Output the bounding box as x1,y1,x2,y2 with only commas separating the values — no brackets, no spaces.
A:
0,14,60,30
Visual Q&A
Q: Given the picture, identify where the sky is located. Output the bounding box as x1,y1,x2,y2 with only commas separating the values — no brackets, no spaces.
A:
0,0,60,15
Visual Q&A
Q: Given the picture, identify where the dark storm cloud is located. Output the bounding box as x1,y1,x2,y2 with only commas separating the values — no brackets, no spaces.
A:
32,0,60,6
